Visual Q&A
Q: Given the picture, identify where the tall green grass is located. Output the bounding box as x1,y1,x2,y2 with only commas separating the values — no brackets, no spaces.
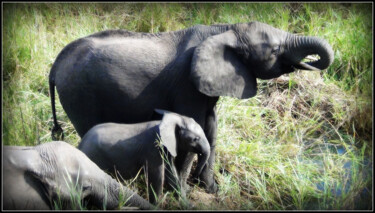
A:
2,2,372,210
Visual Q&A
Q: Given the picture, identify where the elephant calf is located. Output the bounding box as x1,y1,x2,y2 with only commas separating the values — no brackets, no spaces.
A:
78,110,211,204
3,141,155,210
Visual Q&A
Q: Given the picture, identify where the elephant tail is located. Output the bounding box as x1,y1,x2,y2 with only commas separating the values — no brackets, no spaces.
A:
49,67,64,141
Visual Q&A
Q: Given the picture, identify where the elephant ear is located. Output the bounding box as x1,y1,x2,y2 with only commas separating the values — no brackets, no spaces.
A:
190,30,257,99
158,112,181,157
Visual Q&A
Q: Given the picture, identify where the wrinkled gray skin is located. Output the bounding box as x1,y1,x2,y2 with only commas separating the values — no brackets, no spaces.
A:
50,21,334,193
78,110,210,204
3,141,155,210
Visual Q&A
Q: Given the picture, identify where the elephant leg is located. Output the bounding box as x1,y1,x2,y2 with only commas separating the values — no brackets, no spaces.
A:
146,160,164,205
163,154,187,200
173,91,218,193
174,151,195,193
195,104,218,193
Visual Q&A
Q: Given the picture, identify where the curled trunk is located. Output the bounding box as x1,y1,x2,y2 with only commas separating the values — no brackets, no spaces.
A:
286,35,334,71
98,177,156,210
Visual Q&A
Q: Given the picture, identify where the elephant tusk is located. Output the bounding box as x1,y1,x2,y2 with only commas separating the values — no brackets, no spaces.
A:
295,61,321,71
305,55,320,62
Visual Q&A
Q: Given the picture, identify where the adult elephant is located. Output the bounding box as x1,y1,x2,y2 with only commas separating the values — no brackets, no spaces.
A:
50,21,334,193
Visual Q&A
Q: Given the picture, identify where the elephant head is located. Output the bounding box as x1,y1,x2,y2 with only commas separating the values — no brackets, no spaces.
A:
3,141,154,210
33,142,126,210
156,109,211,178
190,21,334,99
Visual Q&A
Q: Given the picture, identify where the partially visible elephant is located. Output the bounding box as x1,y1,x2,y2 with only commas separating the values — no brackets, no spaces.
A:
3,141,155,210
50,21,334,193
78,110,210,204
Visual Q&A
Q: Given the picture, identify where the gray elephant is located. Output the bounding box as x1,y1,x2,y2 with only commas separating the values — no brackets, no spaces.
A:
50,21,334,193
78,110,210,204
3,141,155,210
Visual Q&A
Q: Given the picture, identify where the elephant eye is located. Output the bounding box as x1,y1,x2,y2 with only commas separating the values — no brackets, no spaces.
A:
83,185,91,191
271,46,280,55
82,182,92,191
193,136,200,142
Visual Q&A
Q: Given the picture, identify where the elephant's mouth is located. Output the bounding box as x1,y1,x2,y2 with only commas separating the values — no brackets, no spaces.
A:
293,54,321,71
192,147,201,154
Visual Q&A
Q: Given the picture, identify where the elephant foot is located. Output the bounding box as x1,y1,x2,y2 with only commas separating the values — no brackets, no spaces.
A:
178,197,194,210
185,202,195,210
184,183,192,194
204,181,218,194
192,176,218,194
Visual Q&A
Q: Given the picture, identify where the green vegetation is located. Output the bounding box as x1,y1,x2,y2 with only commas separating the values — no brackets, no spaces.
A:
2,2,372,210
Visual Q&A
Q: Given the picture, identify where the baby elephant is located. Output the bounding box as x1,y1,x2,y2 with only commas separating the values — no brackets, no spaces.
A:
78,110,210,204
3,141,155,210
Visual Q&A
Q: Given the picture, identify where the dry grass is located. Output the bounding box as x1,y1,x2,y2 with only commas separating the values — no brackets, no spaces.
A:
2,2,372,210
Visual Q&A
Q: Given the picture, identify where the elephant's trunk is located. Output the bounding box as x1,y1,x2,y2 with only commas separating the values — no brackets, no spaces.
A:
103,178,156,210
192,139,211,179
286,34,334,71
